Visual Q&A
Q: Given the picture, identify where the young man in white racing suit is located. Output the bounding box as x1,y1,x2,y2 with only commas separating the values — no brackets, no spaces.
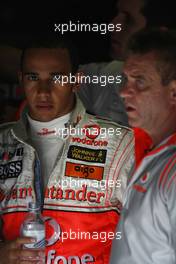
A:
0,36,151,264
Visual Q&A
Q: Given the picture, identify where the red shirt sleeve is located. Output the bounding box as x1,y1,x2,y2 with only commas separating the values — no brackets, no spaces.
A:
133,127,153,168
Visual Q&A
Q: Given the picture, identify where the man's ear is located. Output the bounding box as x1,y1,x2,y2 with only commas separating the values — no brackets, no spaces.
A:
169,80,176,105
72,72,84,93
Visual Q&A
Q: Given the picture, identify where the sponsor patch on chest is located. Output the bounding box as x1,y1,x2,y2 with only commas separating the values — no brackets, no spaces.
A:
67,145,107,163
0,160,22,179
65,162,104,181
0,147,24,180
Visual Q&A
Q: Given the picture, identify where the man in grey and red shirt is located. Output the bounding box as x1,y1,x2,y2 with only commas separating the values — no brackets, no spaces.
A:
110,28,176,264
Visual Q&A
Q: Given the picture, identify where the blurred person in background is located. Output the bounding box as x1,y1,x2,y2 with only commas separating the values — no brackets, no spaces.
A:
79,0,175,124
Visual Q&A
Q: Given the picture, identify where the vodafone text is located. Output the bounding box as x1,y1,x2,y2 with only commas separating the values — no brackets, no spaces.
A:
47,251,95,264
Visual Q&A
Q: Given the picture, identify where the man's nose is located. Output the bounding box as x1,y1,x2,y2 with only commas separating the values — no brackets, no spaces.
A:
37,80,51,94
120,83,135,98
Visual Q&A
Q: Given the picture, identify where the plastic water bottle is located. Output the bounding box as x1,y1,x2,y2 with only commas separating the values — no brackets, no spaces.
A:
20,202,45,263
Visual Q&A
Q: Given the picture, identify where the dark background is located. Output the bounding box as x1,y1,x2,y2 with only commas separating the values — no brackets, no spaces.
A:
1,0,175,63
0,0,175,123
0,0,117,63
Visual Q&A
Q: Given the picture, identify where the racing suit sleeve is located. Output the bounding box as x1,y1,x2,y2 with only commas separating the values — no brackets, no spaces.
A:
164,167,176,255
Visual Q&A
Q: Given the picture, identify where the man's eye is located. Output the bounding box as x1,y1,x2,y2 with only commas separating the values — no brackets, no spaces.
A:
136,79,146,89
27,75,39,81
52,74,61,82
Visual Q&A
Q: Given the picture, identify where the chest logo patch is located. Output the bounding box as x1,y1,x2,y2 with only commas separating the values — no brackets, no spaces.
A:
140,173,150,184
83,124,100,139
65,162,104,181
0,160,22,180
67,145,107,163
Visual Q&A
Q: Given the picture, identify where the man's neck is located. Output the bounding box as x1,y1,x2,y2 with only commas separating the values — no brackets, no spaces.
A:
148,127,176,147
27,112,71,139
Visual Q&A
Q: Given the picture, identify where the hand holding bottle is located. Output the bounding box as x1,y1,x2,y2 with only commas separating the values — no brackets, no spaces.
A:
20,202,45,263
0,237,44,263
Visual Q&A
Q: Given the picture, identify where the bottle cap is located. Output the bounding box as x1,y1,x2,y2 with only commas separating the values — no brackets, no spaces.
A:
28,202,40,211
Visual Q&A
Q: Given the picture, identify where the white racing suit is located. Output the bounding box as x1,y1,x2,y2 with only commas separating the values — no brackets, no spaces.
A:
0,98,136,263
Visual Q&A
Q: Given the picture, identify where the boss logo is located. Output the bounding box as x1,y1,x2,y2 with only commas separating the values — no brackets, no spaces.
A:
0,160,22,179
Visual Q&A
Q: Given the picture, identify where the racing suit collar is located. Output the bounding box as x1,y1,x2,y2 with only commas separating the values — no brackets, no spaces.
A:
68,94,86,128
12,95,86,143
